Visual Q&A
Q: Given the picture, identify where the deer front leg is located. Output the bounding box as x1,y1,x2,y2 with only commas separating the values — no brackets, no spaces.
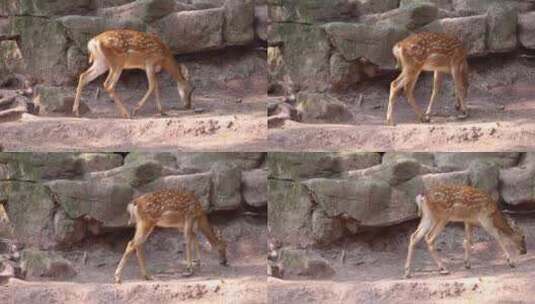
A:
425,71,443,117
452,63,468,118
464,223,473,269
386,72,405,126
405,217,433,278
114,223,153,283
182,219,195,277
103,68,130,119
480,218,515,268
425,220,449,275
73,61,108,116
192,231,201,269
404,70,428,123
133,65,160,117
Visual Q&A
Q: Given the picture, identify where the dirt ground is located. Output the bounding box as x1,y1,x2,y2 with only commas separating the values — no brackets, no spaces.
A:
0,47,268,152
269,217,535,304
0,88,267,152
269,54,535,152
1,216,267,304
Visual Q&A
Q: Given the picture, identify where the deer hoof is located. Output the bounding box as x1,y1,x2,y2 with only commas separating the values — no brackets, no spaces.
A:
464,262,471,269
114,276,122,284
385,120,395,127
403,272,411,279
439,268,450,275
420,115,431,123
143,274,152,281
457,112,468,119
181,270,194,277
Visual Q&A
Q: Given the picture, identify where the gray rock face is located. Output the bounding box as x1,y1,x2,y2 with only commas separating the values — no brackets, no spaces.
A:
34,85,90,116
296,93,354,123
421,14,487,56
97,0,176,23
0,182,55,248
323,21,409,69
486,5,517,53
434,153,520,170
278,248,335,279
21,249,77,280
242,168,268,208
519,12,535,49
151,8,224,54
499,153,535,207
223,0,254,45
211,163,242,211
269,0,358,23
329,53,362,91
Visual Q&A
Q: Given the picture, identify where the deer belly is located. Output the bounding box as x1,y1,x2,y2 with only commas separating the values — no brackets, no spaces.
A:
422,53,451,72
155,212,185,228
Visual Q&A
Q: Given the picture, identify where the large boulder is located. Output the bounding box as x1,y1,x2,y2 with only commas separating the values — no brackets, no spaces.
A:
268,180,313,247
21,249,77,280
151,8,224,54
86,160,164,188
272,23,331,92
303,178,400,227
53,209,86,246
362,2,439,30
34,85,89,116
468,160,499,201
278,248,335,279
344,158,422,186
356,0,400,15
78,153,124,173
433,153,520,170
268,152,381,180
3,0,91,17
452,0,535,15
518,12,535,50
97,0,176,23
329,53,362,91
138,173,212,210
296,93,353,123
323,21,409,69
241,168,267,208
311,208,344,245
382,152,435,167
45,178,134,229
211,163,242,211
486,5,517,53
9,17,69,85
499,153,535,207
0,153,86,181
174,153,264,172
0,182,55,248
421,14,487,56
223,0,254,45
269,0,357,23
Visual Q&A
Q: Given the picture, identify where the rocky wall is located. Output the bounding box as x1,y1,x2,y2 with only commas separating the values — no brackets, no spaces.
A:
268,0,535,94
268,152,535,248
0,152,267,250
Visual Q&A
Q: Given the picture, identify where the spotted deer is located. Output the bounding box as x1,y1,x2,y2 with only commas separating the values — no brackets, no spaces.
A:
405,184,527,279
114,190,228,283
73,29,193,118
386,32,469,126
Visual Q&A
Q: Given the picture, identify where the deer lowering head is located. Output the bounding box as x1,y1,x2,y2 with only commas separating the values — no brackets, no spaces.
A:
73,29,193,118
114,190,228,283
387,32,469,125
405,184,527,279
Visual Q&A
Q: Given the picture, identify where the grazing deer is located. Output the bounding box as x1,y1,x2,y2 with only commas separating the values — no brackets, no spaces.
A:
405,184,527,279
114,190,228,283
386,32,469,126
73,29,193,118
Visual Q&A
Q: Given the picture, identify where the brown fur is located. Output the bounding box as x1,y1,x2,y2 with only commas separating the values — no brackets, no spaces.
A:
386,32,469,125
405,184,526,278
73,29,192,118
114,190,227,283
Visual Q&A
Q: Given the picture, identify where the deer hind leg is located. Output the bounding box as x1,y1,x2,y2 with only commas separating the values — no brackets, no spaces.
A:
386,72,406,126
182,218,195,276
479,217,515,268
405,216,433,278
114,222,154,283
191,231,201,269
464,223,473,269
73,59,109,116
452,62,468,117
425,219,449,275
425,71,443,117
103,67,130,119
403,69,427,123
132,65,162,117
